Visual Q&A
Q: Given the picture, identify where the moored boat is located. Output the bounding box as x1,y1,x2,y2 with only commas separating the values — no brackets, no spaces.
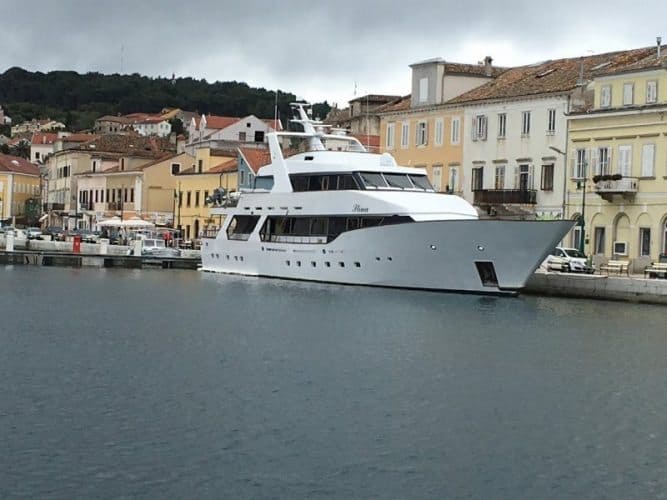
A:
201,103,573,295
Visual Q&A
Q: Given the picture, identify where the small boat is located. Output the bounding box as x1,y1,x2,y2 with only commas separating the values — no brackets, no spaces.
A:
201,103,572,295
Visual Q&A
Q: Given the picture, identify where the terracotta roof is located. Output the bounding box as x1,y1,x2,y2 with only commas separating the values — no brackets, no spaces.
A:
374,95,412,114
239,147,271,174
593,45,667,76
62,133,98,143
0,153,40,175
449,47,658,104
209,158,238,173
410,58,507,77
195,115,241,130
31,132,58,145
96,115,133,124
75,134,174,157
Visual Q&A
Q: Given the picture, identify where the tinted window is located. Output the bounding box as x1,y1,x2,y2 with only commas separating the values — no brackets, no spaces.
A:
409,174,434,190
359,172,387,188
384,174,413,189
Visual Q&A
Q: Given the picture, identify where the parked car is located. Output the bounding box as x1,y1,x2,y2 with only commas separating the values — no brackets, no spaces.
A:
25,227,43,240
80,230,100,243
44,226,65,241
543,247,594,273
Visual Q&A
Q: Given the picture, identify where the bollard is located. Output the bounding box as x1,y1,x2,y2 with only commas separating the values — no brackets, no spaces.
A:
99,238,109,255
6,230,14,252
73,235,82,253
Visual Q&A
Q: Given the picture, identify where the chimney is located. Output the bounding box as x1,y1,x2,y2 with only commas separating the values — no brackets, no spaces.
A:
658,36,662,58
484,56,493,76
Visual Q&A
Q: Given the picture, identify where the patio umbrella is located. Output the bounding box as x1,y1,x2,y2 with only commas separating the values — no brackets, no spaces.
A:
97,216,122,227
121,217,155,228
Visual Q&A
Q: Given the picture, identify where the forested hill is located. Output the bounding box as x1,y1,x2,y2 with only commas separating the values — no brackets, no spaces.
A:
0,67,331,131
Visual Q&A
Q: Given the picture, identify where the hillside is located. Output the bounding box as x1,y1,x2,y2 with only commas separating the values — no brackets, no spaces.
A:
0,67,331,132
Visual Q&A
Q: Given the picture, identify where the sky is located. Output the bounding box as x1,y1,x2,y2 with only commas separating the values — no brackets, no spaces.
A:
1,0,666,108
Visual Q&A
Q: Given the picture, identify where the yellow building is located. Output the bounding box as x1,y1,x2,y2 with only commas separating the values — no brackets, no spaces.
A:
566,44,667,266
377,58,502,193
379,97,465,193
175,147,238,242
0,153,41,224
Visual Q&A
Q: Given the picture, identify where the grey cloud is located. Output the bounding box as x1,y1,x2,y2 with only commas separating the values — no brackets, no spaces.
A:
1,0,665,105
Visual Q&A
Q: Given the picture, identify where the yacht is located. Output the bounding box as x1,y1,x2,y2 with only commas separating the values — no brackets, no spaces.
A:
201,103,573,295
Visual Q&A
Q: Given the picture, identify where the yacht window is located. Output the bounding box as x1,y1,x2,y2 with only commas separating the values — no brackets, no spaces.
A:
408,174,434,190
290,175,309,191
227,215,260,240
361,217,383,228
310,217,328,235
359,172,387,189
383,173,413,189
338,174,359,190
347,218,360,230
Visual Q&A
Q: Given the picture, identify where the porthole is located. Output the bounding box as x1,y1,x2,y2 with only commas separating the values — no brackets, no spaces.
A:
234,256,238,261
387,257,393,261
240,256,244,262
325,262,331,267
286,260,291,266
297,261,301,267
226,255,230,260
354,262,361,268
311,261,316,267
339,262,345,267
375,257,380,261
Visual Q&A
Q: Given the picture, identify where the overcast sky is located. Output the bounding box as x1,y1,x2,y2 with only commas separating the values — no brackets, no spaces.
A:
1,0,665,108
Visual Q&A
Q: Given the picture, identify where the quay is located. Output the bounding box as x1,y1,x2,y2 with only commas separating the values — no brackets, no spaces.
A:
0,249,200,270
525,270,667,305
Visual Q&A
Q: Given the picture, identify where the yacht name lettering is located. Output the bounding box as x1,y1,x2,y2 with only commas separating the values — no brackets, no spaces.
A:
353,204,369,213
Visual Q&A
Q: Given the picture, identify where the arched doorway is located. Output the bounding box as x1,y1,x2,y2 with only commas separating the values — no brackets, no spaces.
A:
612,213,631,258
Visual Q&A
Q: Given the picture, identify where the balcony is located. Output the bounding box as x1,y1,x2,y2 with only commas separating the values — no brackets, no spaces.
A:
473,189,537,205
107,201,123,211
43,202,65,212
593,176,638,202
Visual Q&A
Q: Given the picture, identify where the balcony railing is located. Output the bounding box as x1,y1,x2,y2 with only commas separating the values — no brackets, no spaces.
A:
594,177,638,200
473,189,537,205
43,202,65,211
107,201,123,210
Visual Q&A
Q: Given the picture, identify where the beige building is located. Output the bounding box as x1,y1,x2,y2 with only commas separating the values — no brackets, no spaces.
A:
567,43,667,266
0,153,41,223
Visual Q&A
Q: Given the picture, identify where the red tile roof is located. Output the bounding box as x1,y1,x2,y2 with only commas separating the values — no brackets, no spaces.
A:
195,115,241,130
31,132,58,145
449,47,658,104
351,134,380,148
374,95,412,114
209,158,238,173
239,147,271,173
0,153,40,175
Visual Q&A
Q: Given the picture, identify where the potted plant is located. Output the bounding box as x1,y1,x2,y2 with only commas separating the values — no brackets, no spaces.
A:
612,173,622,181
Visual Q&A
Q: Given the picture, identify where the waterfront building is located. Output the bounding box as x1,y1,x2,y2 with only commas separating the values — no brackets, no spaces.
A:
237,146,271,190
75,152,195,229
567,42,667,267
0,153,40,224
378,57,502,193
449,48,659,224
45,134,174,229
175,147,239,241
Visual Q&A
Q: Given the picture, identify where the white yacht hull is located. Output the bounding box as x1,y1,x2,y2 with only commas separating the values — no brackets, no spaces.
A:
201,219,573,295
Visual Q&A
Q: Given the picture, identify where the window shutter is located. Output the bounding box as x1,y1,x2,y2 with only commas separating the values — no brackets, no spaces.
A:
590,148,599,176
513,165,519,189
528,165,535,190
471,117,478,141
570,152,577,178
